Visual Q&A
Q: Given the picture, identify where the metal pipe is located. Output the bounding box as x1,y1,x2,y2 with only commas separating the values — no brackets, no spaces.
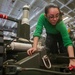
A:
10,42,32,50
0,14,19,22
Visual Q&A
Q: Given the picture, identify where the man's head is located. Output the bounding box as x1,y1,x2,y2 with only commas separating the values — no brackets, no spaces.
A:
45,4,62,25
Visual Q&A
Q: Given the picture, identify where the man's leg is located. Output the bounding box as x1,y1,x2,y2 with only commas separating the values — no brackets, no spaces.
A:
57,34,67,53
45,34,58,55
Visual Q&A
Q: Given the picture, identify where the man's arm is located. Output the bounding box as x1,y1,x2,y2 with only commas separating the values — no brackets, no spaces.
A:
27,14,44,55
56,21,75,67
32,37,39,49
68,46,74,58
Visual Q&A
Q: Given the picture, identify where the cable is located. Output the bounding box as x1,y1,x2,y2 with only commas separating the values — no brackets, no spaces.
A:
56,56,75,59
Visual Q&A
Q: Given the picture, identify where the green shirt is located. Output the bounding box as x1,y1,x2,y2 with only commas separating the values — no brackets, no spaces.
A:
33,13,73,47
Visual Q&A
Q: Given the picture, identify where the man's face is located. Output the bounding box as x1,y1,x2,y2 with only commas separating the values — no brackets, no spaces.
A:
46,8,60,25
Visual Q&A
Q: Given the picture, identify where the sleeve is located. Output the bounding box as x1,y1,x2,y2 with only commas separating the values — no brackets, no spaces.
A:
56,21,73,47
33,14,44,38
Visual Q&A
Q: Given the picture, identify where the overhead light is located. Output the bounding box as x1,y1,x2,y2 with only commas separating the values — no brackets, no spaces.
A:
63,17,69,21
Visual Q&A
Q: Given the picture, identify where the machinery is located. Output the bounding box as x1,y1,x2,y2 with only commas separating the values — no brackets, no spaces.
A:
0,4,75,75
3,46,75,75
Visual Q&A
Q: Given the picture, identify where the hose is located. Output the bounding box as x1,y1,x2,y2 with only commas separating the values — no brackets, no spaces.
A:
21,68,72,75
4,65,72,75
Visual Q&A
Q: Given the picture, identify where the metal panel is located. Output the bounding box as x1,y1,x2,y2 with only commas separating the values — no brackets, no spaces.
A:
0,46,4,54
61,7,70,13
67,2,75,10
68,12,75,17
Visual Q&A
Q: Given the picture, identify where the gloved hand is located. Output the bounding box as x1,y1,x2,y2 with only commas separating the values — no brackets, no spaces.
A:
69,65,75,70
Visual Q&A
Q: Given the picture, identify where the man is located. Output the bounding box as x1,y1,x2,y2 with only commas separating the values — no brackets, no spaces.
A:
27,4,75,67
